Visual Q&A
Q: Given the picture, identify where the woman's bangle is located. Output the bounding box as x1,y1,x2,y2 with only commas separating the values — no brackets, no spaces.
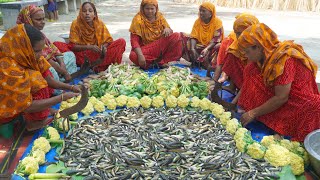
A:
61,93,64,102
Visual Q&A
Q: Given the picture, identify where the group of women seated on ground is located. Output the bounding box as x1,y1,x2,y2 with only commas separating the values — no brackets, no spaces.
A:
0,0,319,142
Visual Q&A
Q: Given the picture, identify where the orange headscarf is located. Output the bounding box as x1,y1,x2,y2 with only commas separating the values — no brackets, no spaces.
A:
228,13,259,59
129,0,170,45
0,24,50,120
238,23,317,85
69,2,113,47
190,2,223,46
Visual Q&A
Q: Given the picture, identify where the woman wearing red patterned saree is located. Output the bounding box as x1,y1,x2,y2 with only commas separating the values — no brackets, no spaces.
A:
129,0,183,69
54,2,126,72
237,23,320,142
0,24,79,131
213,14,259,92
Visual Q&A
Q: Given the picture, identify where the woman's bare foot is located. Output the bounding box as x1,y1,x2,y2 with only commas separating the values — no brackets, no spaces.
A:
218,72,228,83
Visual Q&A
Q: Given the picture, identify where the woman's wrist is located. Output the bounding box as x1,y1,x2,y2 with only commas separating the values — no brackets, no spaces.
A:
248,110,257,119
69,85,75,91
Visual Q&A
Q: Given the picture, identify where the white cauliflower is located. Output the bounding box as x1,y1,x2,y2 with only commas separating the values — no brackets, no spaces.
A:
69,113,78,121
190,96,201,108
152,96,164,108
177,94,189,108
247,142,266,159
264,144,290,167
219,111,232,126
166,95,177,108
116,95,128,107
32,137,51,153
94,100,105,113
16,157,39,175
226,118,241,135
81,101,94,116
127,97,141,108
199,98,211,110
46,127,60,140
261,135,277,148
32,150,46,165
140,96,152,109
288,152,304,175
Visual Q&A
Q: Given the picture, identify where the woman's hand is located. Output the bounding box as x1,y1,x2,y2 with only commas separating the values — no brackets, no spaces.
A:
200,48,209,57
190,49,199,61
64,73,72,82
70,85,81,93
138,54,146,68
89,45,101,53
163,28,172,37
62,92,79,101
240,110,255,127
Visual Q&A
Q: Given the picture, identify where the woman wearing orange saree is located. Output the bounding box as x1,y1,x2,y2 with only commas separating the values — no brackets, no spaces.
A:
237,23,320,141
183,2,223,70
0,24,79,131
213,14,259,92
54,2,126,72
129,0,184,69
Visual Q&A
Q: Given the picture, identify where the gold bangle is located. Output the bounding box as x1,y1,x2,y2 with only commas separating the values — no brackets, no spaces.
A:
61,93,64,102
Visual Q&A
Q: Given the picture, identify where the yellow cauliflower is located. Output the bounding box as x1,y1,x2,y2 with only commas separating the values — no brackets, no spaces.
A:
152,96,164,108
69,113,78,121
169,86,180,97
190,96,201,108
140,96,152,109
261,135,277,148
226,118,241,135
89,96,99,106
211,103,225,117
288,152,304,175
100,93,115,105
57,118,70,132
81,101,94,116
17,157,39,175
295,146,310,166
105,98,117,110
264,144,290,167
177,94,189,108
166,95,177,108
219,112,232,126
234,128,248,141
32,150,46,165
160,90,168,99
47,127,60,140
94,100,105,113
247,142,266,159
32,137,51,153
235,130,253,152
199,98,211,110
116,95,128,107
59,101,69,110
280,139,295,152
127,97,141,108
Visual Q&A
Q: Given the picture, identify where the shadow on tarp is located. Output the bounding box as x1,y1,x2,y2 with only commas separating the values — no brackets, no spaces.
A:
12,64,278,180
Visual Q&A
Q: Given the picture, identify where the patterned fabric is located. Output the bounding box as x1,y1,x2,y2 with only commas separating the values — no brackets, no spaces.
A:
54,39,126,72
129,0,170,45
129,32,183,69
69,2,113,47
0,24,51,121
238,23,318,85
216,34,235,65
190,2,223,46
238,59,320,141
16,5,42,25
228,14,259,60
222,53,245,89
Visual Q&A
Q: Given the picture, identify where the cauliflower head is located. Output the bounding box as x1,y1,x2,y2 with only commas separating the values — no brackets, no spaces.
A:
219,112,232,126
288,152,304,175
264,144,290,167
211,103,225,117
152,96,164,108
234,128,248,141
280,139,295,152
294,146,310,166
127,97,141,108
69,113,78,121
235,130,253,152
89,96,99,106
17,157,39,175
247,142,266,159
261,135,277,148
32,150,46,165
160,90,168,99
47,127,60,140
226,118,241,135
169,86,180,97
140,96,152,109
81,101,94,116
177,94,189,108
94,100,105,113
166,95,177,108
190,96,201,108
32,137,51,153
105,98,117,110
116,95,128,107
199,98,211,110
100,93,115,105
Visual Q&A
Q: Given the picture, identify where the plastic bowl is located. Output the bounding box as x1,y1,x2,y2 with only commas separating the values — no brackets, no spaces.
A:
304,129,320,176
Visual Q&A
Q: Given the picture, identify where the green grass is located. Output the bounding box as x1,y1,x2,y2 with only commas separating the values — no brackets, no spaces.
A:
0,0,16,3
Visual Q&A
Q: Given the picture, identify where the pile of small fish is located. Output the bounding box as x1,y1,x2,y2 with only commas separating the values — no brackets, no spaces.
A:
58,108,281,179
